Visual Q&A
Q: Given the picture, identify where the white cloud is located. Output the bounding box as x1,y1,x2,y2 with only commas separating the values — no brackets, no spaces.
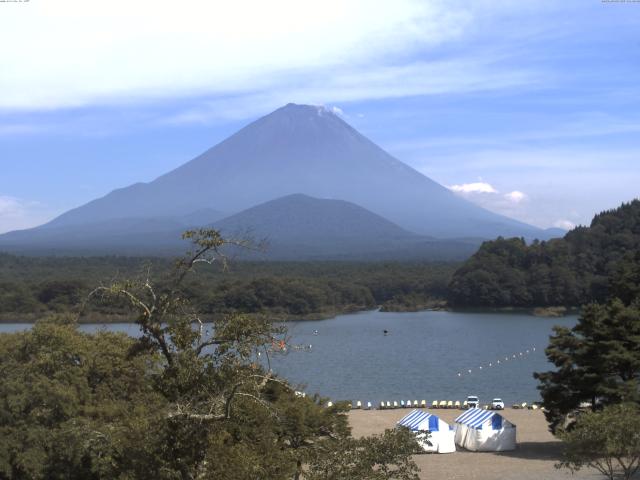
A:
445,181,546,227
0,196,25,218
158,55,540,124
553,219,576,230
330,106,344,116
504,190,526,203
412,144,640,230
448,182,498,194
0,0,476,110
0,195,56,234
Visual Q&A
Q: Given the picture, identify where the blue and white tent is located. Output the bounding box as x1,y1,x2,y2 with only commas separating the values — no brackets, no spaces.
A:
397,409,456,453
454,408,516,451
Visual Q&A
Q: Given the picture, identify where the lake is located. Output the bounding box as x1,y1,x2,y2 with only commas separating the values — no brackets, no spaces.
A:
0,309,576,406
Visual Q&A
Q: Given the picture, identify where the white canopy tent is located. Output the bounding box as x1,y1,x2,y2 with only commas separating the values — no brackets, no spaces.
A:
397,409,456,453
454,408,516,451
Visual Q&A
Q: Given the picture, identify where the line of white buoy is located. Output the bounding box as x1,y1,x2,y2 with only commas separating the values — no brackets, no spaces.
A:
349,400,541,411
318,397,542,411
456,347,537,378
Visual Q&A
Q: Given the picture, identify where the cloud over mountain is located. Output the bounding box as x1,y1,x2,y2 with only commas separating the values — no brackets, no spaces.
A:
449,182,498,194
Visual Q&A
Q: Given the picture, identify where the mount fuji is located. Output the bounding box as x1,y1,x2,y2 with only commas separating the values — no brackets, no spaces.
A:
0,103,557,258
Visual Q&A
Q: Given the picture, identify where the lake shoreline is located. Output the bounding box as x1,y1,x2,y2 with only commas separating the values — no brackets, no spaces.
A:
1,309,578,404
0,303,579,324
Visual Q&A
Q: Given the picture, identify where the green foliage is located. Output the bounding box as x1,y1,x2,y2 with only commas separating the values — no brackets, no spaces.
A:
557,403,640,480
450,200,640,307
305,428,421,480
0,253,457,321
0,230,421,479
37,280,85,307
0,315,165,480
534,298,640,433
610,251,640,305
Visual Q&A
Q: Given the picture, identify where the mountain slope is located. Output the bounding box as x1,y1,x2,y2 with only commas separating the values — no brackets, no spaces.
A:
212,194,479,260
213,193,418,243
39,103,546,240
0,210,224,255
0,194,480,259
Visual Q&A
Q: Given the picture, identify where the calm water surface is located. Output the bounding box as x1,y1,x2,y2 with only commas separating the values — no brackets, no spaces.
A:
0,310,576,406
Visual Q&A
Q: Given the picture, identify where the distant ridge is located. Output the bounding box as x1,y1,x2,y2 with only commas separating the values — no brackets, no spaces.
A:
0,194,481,260
214,193,419,244
0,211,224,256
211,194,479,260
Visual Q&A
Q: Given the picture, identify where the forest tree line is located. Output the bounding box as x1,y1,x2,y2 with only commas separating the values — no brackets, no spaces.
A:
0,255,456,321
449,200,640,308
4,199,640,319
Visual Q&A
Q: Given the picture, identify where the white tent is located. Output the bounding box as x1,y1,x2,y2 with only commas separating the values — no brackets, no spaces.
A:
397,409,456,453
454,408,516,451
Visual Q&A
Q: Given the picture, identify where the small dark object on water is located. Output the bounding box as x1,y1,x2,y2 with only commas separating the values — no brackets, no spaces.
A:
383,329,389,336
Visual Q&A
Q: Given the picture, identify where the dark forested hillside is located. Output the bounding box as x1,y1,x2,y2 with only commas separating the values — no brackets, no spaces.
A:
0,254,456,321
449,200,640,307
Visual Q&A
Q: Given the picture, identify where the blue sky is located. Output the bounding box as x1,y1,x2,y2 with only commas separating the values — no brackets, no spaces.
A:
0,0,639,233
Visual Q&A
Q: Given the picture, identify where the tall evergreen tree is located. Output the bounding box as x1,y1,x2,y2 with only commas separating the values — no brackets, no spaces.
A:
450,200,640,308
535,298,640,432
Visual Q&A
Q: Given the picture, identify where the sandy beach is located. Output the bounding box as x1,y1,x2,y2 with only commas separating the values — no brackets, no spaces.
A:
348,408,598,480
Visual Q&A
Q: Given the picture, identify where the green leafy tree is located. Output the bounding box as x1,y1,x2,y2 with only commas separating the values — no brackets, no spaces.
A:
0,315,165,480
0,229,420,479
535,298,640,433
86,229,299,479
305,428,420,480
557,403,640,480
